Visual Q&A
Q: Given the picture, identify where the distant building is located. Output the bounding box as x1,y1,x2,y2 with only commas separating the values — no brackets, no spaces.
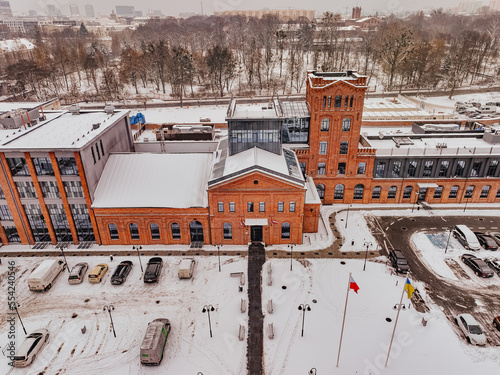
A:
28,9,38,17
352,6,361,19
115,5,135,17
490,0,500,12
0,1,12,18
457,1,483,13
46,4,61,17
69,4,80,16
215,8,316,21
85,4,95,18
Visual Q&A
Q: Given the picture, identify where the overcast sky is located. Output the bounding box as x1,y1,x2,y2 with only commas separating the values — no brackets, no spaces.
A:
10,0,476,17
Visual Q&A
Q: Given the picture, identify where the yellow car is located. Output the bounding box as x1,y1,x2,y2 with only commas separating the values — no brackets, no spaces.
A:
88,263,108,283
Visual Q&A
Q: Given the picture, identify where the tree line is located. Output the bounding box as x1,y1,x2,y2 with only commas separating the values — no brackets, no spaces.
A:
2,9,500,103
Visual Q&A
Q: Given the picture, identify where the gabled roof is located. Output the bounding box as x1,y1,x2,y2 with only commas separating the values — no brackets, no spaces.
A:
208,147,304,188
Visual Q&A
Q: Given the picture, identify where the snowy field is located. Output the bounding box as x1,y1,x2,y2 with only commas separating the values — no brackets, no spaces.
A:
0,256,248,374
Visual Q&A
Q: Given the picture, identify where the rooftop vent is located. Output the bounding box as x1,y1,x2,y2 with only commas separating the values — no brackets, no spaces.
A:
69,104,80,115
92,123,101,130
104,104,115,115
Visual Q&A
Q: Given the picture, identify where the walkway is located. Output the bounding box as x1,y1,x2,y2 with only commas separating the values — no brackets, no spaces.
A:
246,242,266,375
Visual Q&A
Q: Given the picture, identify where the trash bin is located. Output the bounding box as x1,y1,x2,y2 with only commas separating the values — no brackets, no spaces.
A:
422,317,427,327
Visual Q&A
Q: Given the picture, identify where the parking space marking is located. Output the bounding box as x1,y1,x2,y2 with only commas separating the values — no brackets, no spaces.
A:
478,227,486,229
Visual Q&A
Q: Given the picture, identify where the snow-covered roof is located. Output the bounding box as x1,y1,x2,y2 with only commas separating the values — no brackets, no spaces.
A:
209,147,304,187
0,110,128,150
133,106,227,125
0,38,35,52
92,153,213,209
305,176,321,204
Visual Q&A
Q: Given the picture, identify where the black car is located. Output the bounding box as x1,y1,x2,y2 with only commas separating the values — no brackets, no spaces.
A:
144,257,163,283
389,249,410,273
111,261,133,285
474,232,498,251
461,254,494,278
485,258,500,276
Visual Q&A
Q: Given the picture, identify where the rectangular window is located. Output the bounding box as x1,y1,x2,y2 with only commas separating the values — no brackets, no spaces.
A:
33,157,54,175
289,201,296,212
375,162,386,178
4,226,20,243
470,161,482,177
342,118,351,131
15,181,37,199
345,95,349,108
328,96,331,107
0,205,13,220
229,202,235,212
278,202,284,212
391,161,402,177
95,142,101,160
449,186,459,199
423,160,434,177
47,203,71,242
223,224,232,239
259,202,265,212
439,161,449,177
218,202,224,212
407,161,418,177
357,162,366,175
350,95,354,107
6,157,30,176
171,223,181,239
319,142,328,155
63,181,84,198
40,181,61,199
0,185,4,199
323,96,326,107
487,160,498,176
335,95,342,107
338,163,346,175
340,141,348,154
321,118,330,131
248,202,254,212
372,186,381,199
91,147,96,164
100,139,104,156
57,157,78,175
454,160,466,177
434,186,443,199
403,186,413,199
388,186,397,199
318,162,326,175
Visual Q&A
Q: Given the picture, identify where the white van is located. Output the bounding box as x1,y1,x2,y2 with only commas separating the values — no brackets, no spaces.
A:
28,260,66,291
479,106,497,114
453,225,481,251
178,258,195,279
140,318,171,366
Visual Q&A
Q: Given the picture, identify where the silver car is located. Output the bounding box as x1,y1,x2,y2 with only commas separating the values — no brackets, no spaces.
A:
13,329,50,367
68,262,89,284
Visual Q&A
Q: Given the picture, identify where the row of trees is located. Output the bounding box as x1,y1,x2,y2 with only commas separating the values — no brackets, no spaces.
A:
2,10,500,102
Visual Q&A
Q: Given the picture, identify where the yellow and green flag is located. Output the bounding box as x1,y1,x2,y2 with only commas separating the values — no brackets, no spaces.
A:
405,278,414,299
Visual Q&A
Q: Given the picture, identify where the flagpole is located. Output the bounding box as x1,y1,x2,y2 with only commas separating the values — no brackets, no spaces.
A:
336,272,352,367
385,279,407,367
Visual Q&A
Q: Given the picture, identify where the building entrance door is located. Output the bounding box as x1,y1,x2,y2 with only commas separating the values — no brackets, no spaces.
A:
251,226,263,242
418,188,427,201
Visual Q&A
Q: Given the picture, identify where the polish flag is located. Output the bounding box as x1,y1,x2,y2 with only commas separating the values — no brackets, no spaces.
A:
271,220,279,225
240,221,245,227
349,275,360,293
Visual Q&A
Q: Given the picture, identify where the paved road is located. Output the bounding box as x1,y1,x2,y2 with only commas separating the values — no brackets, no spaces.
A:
247,243,266,375
368,215,500,345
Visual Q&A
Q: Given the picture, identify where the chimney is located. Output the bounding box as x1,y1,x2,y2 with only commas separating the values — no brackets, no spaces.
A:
69,104,80,115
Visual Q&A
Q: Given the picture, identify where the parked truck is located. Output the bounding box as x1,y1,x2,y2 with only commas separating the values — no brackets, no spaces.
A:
140,318,171,366
28,259,66,291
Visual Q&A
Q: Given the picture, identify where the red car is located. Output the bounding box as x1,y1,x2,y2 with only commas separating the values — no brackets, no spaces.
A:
494,316,500,331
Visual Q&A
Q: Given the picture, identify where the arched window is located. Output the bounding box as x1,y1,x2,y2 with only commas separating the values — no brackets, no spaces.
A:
109,223,119,240
449,185,459,199
434,186,443,199
316,184,325,199
497,186,500,198
334,184,344,200
150,223,160,240
281,222,290,239
223,223,232,239
403,186,413,199
353,184,364,200
464,185,474,198
480,185,490,198
129,223,139,240
190,221,204,242
171,223,181,239
372,186,381,199
388,186,397,199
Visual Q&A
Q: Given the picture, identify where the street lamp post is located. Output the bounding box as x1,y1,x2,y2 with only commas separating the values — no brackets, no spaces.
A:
412,191,419,213
202,305,215,337
288,243,295,271
298,304,311,337
345,204,352,229
11,303,27,335
216,244,222,272
60,244,69,273
309,368,317,375
133,246,143,273
363,241,372,271
103,305,116,338
445,227,453,254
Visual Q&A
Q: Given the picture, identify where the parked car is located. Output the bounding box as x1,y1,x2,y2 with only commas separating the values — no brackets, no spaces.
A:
493,316,500,331
489,232,500,247
461,254,494,278
68,262,88,284
140,318,171,365
474,232,498,251
88,263,108,283
389,249,410,273
455,313,486,346
144,257,163,283
28,259,66,291
178,258,195,279
453,225,481,251
111,260,133,285
12,329,50,367
485,258,500,275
